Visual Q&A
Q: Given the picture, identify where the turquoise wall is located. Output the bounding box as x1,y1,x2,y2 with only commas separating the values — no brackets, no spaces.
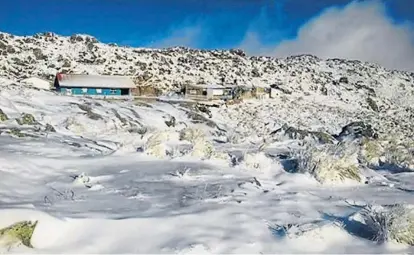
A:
59,87,126,96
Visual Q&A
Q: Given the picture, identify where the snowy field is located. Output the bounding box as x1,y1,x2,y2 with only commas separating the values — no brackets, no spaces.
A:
1,83,414,254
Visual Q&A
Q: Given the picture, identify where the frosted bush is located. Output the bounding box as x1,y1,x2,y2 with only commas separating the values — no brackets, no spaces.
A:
291,141,363,184
360,138,384,166
179,128,205,143
361,137,414,170
144,131,170,158
359,204,414,245
383,142,414,170
166,144,193,159
179,127,225,160
0,221,37,248
211,149,230,161
191,141,213,159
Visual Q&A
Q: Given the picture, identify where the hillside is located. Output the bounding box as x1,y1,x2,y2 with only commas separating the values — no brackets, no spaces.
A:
0,31,413,94
0,31,414,253
1,31,413,138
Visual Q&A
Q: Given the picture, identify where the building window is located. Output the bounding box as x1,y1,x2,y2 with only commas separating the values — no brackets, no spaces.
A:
96,89,102,94
82,88,87,93
109,89,117,94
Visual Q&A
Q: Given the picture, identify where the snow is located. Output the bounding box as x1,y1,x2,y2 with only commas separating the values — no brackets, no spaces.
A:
0,31,413,253
0,82,413,254
57,74,136,89
20,77,51,90
0,77,15,87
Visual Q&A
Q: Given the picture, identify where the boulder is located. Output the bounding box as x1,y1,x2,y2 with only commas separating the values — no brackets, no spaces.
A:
164,115,176,127
271,124,336,144
335,121,378,142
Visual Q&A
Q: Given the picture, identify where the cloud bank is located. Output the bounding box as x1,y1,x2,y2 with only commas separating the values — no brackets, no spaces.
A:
150,23,202,49
152,0,414,71
242,0,414,71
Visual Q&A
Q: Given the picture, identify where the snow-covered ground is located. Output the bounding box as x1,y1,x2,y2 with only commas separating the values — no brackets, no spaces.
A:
1,82,414,254
0,30,413,254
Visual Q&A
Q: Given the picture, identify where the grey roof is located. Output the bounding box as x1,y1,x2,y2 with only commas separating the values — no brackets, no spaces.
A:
187,84,226,89
56,74,136,89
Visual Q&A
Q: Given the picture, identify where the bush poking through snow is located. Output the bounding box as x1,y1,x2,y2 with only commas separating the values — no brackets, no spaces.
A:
360,138,384,166
179,128,205,143
360,137,414,170
144,132,170,158
383,142,414,171
0,221,37,248
359,204,414,245
44,123,56,132
0,108,8,121
179,128,220,159
7,128,28,138
290,141,363,184
16,113,37,125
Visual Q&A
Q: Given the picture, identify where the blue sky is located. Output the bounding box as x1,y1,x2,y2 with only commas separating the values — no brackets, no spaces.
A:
0,0,412,48
1,0,414,70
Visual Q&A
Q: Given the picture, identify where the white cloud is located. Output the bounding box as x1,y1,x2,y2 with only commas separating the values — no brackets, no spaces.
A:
241,0,414,71
150,24,202,49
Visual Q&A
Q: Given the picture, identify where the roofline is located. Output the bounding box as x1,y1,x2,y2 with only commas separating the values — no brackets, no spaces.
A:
57,85,134,89
55,73,136,88
186,84,227,89
56,73,135,78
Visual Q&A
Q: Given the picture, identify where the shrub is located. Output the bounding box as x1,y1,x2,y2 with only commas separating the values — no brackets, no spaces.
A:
0,108,8,121
359,204,414,245
383,142,414,170
8,128,27,138
290,141,363,184
180,128,212,159
179,128,205,143
16,113,37,125
144,131,170,158
360,138,384,166
0,221,38,248
361,137,414,170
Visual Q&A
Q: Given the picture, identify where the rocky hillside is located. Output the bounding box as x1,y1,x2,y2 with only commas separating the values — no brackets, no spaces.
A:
0,32,413,94
0,31,414,137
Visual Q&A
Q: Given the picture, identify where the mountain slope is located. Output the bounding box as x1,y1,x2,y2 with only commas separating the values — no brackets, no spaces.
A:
1,31,413,138
1,31,414,253
0,32,413,96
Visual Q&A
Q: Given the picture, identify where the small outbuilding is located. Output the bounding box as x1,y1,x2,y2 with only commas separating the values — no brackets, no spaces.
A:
54,73,135,97
185,84,233,101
